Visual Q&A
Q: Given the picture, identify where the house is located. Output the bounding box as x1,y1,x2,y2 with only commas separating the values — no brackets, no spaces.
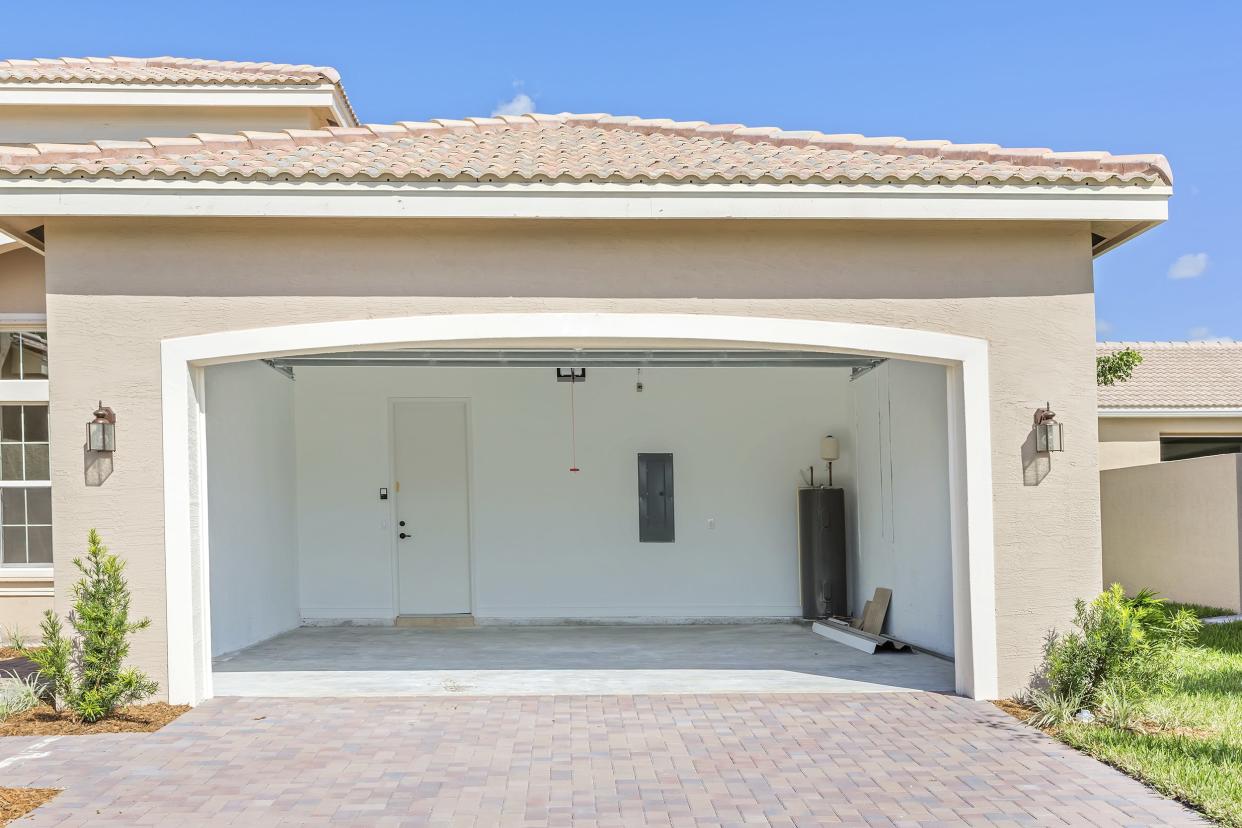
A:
0,56,1173,704
1098,341,1242,611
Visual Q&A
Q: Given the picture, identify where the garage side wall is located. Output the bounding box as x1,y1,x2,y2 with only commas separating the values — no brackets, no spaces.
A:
43,217,1102,697
849,361,954,655
204,362,300,656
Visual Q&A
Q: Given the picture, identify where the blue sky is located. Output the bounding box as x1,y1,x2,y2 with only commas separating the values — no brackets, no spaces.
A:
3,1,1238,342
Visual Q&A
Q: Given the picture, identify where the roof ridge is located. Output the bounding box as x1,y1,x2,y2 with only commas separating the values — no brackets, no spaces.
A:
0,113,1173,185
0,55,340,83
1099,340,1242,349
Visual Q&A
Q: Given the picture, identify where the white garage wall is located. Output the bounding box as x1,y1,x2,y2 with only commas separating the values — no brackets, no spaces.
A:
205,362,300,655
293,366,854,622
849,360,954,655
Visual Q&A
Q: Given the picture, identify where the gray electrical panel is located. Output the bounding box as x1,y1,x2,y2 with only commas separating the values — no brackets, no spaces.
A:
797,487,847,619
637,453,675,542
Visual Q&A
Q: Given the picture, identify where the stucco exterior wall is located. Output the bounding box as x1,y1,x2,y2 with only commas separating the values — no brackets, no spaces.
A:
42,217,1103,698
0,248,45,315
1099,415,1242,470
0,590,51,641
1101,454,1242,612
0,105,324,145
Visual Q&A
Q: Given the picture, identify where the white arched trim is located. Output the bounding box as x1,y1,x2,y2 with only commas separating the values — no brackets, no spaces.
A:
161,313,997,702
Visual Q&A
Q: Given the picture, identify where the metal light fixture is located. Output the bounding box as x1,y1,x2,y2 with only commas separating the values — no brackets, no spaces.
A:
87,401,116,452
1034,403,1063,453
820,435,841,487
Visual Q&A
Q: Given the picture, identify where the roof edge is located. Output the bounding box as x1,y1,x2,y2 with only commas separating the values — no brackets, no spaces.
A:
0,112,1170,186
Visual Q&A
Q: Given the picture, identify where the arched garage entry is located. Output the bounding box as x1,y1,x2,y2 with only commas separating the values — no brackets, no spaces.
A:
161,314,996,703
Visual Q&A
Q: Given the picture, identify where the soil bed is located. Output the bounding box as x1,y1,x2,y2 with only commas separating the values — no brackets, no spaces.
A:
0,703,189,737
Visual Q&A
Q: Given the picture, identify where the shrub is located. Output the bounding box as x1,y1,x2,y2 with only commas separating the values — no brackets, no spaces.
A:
0,672,41,721
17,530,158,722
1029,584,1199,726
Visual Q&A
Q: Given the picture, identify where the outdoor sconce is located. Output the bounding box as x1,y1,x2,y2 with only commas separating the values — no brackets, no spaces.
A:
87,401,116,452
1034,403,1063,453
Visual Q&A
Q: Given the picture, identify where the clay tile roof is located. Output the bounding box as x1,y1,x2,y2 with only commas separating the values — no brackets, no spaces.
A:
0,113,1173,186
1098,341,1242,410
0,56,340,85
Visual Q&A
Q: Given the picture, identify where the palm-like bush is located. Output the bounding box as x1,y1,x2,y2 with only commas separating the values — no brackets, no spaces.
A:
1030,584,1200,727
18,530,158,722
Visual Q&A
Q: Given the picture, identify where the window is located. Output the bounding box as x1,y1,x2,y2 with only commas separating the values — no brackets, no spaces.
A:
0,331,49,379
1160,435,1242,462
0,405,51,566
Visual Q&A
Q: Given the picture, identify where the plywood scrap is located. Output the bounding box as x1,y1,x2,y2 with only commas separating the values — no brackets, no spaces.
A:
860,587,891,635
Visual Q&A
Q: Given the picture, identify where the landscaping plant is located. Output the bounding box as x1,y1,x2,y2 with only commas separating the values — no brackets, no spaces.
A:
16,530,158,722
1028,585,1200,728
0,673,40,722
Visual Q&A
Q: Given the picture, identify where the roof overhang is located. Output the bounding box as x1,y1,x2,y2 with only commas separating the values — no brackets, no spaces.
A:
0,178,1169,250
0,81,356,128
1099,407,1242,418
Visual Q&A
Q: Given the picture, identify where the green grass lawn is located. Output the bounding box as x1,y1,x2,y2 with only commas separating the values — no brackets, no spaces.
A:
1053,604,1242,826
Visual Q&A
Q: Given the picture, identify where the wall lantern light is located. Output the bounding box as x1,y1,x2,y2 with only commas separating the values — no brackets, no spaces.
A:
87,401,116,452
1034,403,1063,453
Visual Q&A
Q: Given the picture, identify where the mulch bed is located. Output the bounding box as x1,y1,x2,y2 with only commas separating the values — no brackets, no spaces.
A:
993,698,1038,724
0,788,59,825
0,703,189,737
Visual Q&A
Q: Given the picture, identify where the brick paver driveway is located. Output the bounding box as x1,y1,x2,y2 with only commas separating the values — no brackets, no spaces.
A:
0,692,1202,826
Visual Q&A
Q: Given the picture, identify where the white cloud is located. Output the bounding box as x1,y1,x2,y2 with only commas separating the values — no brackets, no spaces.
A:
491,92,535,117
1095,319,1113,337
1188,326,1234,343
1168,252,1209,279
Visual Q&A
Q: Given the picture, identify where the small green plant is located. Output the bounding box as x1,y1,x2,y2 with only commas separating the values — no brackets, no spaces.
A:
1029,585,1200,725
1095,679,1144,731
1027,686,1086,728
1097,347,1143,386
0,672,41,721
17,530,158,722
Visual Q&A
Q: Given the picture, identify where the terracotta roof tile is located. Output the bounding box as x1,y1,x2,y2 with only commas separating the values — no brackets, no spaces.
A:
0,56,340,85
1098,341,1242,410
0,113,1172,186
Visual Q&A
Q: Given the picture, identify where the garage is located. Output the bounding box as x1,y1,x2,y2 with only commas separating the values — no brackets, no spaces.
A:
201,340,960,698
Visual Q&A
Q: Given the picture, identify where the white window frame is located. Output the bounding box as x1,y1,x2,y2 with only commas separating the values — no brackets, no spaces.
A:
0,316,51,582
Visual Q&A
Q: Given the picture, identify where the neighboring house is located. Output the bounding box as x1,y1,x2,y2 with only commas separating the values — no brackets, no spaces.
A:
1098,341,1242,612
0,56,355,637
0,55,1173,704
1098,341,1242,470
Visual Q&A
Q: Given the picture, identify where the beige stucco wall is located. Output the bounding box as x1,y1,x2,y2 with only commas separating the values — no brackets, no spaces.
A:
1101,454,1242,612
0,247,45,315
42,217,1104,698
0,591,52,641
1099,415,1242,470
0,105,325,145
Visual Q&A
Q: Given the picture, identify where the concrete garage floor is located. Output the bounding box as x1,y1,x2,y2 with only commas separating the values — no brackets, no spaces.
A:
212,623,956,697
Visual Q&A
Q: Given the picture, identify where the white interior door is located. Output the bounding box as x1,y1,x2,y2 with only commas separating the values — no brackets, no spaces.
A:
393,400,471,615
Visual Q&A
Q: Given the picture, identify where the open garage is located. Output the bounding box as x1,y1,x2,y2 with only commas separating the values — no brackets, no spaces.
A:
201,342,960,697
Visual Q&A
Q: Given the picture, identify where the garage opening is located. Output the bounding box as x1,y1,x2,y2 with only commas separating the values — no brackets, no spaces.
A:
201,347,957,697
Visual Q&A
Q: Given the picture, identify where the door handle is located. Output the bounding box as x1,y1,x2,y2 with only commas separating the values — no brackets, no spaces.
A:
399,532,410,540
